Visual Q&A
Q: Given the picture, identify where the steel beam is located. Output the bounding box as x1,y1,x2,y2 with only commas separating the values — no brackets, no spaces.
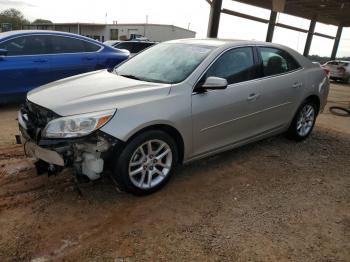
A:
331,25,343,60
275,22,308,34
266,11,277,42
207,0,222,38
222,8,269,24
303,20,316,57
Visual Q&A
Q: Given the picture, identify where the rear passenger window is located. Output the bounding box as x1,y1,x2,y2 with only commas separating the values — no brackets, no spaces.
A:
205,47,257,85
259,47,301,77
50,36,99,53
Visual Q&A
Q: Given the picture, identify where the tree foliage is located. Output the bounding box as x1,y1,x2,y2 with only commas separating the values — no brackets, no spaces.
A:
0,8,30,30
32,19,53,24
308,55,350,64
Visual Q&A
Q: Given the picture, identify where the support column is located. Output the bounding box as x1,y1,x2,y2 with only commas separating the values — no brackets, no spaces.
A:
331,25,343,60
303,20,316,57
266,11,277,42
207,0,222,38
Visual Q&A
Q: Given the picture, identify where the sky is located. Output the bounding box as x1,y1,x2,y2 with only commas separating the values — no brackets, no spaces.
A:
1,0,349,57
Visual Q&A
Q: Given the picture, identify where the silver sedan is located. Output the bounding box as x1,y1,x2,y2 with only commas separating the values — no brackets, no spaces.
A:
19,39,329,195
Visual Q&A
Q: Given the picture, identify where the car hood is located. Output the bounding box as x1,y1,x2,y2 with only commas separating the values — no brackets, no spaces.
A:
27,70,171,116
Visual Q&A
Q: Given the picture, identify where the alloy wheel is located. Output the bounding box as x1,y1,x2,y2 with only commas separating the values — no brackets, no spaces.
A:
296,104,315,137
128,139,173,189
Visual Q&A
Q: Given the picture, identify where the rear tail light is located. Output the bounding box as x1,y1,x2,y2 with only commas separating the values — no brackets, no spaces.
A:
321,66,330,78
337,66,346,73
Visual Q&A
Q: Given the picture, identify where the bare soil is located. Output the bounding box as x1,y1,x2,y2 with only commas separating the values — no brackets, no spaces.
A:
0,83,349,261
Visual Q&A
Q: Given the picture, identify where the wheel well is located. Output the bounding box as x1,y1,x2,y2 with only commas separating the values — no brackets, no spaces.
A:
305,95,320,114
127,124,185,164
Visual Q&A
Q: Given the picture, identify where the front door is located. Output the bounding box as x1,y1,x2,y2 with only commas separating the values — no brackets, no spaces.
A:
0,35,52,100
191,47,262,157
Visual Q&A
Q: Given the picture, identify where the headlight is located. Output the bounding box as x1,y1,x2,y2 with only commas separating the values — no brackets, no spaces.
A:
42,109,115,138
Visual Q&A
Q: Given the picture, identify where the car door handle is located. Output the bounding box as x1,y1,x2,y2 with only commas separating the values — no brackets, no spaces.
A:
292,82,303,88
247,93,260,102
82,57,93,61
33,59,48,63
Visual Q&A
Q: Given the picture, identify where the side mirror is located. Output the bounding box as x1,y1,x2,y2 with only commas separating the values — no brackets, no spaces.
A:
202,76,228,90
0,48,8,56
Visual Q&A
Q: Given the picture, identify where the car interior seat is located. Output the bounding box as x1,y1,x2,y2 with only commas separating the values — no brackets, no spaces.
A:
265,56,285,76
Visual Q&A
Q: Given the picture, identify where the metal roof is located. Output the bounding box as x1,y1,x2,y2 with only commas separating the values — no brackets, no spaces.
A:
234,0,350,26
23,23,197,33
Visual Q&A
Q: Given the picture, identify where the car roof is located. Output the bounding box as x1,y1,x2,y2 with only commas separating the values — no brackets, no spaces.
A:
328,60,350,63
166,38,285,48
0,30,102,44
116,40,157,44
166,38,315,68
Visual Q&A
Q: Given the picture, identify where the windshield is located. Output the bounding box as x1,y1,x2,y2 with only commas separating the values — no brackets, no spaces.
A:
115,43,214,84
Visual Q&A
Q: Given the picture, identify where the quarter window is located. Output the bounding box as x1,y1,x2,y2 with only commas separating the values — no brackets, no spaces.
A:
84,41,100,52
259,47,301,77
0,35,50,56
205,47,257,85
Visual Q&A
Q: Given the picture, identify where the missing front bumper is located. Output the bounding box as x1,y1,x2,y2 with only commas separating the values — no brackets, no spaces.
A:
24,141,65,166
18,128,121,180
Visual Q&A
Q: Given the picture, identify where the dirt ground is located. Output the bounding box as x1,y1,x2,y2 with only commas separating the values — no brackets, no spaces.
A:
0,83,349,261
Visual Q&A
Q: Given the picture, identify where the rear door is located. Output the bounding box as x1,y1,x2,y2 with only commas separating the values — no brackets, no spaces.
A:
48,35,99,81
0,35,52,99
252,46,304,132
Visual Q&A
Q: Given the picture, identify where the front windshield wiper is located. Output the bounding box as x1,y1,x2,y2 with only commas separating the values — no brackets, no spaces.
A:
119,74,141,80
118,73,170,84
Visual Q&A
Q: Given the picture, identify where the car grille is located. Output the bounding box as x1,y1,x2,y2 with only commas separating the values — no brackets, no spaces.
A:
19,100,59,142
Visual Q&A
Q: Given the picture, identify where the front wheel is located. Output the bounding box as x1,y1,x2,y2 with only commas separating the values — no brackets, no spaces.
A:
287,100,317,141
113,130,178,195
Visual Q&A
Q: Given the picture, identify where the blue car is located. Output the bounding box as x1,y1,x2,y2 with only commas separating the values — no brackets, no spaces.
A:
0,30,129,103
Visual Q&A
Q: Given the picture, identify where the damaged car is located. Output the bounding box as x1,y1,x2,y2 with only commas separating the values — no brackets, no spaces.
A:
18,39,329,195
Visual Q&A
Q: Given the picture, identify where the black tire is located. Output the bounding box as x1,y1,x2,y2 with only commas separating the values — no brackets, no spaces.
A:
287,100,317,141
113,130,178,195
329,106,350,117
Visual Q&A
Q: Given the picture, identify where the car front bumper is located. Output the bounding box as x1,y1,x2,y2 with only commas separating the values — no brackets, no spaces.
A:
24,140,65,166
19,119,120,179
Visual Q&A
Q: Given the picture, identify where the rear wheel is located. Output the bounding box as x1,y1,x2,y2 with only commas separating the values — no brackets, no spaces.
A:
113,130,178,195
287,100,317,141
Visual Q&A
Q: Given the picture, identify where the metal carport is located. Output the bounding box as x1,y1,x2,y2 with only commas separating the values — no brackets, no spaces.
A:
206,0,349,59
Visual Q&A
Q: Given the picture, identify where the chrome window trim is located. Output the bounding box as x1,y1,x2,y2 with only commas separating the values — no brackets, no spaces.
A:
192,44,304,95
0,33,104,57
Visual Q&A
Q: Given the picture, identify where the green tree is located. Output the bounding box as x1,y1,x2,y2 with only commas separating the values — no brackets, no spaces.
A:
0,8,30,30
32,19,53,24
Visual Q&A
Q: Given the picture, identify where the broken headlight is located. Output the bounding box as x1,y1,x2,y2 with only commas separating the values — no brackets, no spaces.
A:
42,109,115,138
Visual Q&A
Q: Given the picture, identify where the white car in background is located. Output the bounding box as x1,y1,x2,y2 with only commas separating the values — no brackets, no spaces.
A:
323,60,350,83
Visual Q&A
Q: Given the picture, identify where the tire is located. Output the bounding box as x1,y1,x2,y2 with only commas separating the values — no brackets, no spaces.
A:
113,130,178,195
329,106,350,117
287,100,317,141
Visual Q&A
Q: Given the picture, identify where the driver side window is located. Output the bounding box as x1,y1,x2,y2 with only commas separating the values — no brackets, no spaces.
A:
204,47,256,85
0,35,50,56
